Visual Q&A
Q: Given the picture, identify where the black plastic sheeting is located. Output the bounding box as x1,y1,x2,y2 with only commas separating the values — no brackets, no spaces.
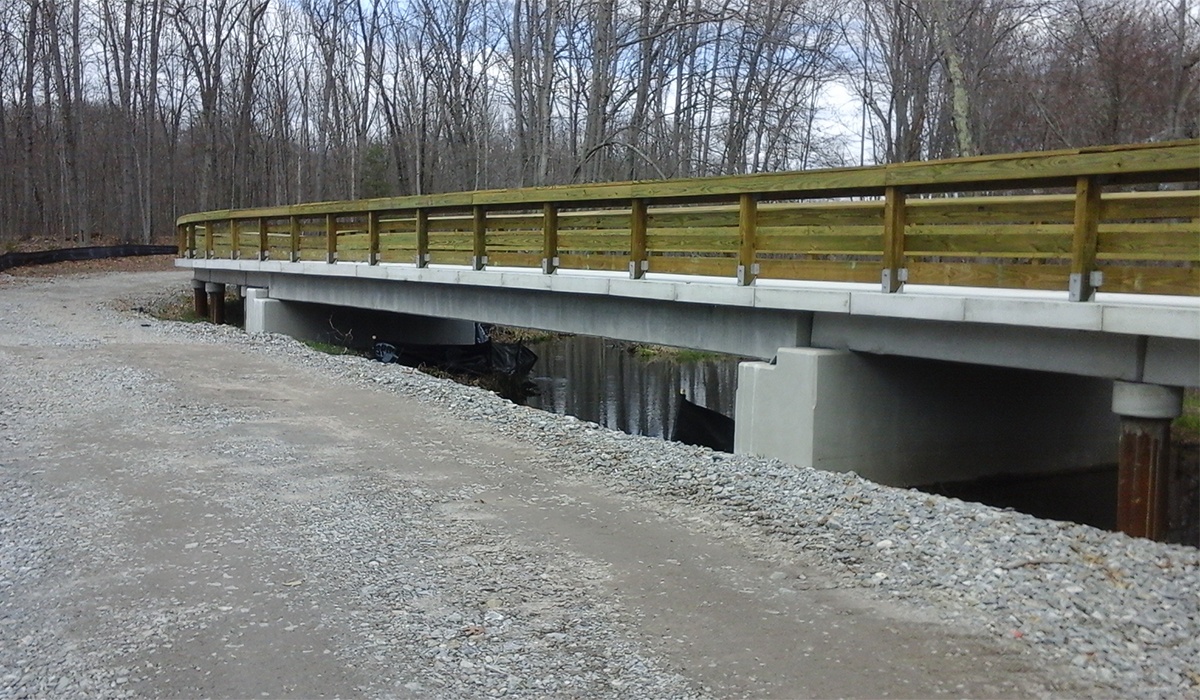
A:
671,394,735,453
373,340,538,378
0,245,177,272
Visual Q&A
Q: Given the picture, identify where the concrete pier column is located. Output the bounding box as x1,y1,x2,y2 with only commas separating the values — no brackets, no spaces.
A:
1111,381,1183,540
205,282,226,324
735,348,1117,487
192,279,208,319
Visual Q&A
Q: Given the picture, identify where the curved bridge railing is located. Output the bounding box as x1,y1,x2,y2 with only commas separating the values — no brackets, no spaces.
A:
177,140,1200,301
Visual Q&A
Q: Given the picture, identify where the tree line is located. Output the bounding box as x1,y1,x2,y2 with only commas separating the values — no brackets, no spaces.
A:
0,0,1195,244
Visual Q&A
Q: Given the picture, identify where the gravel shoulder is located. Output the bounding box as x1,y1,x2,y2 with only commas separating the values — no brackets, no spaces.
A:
1,269,1196,699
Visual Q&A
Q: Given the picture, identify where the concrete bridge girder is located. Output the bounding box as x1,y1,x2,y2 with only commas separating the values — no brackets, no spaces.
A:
265,273,816,361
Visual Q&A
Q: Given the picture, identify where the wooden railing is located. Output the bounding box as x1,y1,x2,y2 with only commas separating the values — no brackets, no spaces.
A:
178,140,1200,300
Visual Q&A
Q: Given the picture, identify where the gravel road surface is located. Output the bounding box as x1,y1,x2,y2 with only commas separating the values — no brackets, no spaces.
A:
1,269,1196,699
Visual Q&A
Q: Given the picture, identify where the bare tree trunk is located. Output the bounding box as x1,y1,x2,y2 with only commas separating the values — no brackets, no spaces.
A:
927,0,975,157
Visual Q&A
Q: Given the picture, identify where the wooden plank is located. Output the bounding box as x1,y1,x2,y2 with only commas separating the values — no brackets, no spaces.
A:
1102,190,1200,220
483,213,545,230
755,258,880,283
649,254,738,277
557,231,631,252
1070,176,1102,300
882,186,906,292
556,253,629,272
487,252,543,268
379,232,418,248
484,233,545,249
426,234,475,251
756,231,883,254
427,250,476,266
379,214,418,233
906,261,1071,290
267,232,292,261
648,209,740,228
757,203,882,227
1100,265,1199,295
338,233,373,250
1097,224,1200,261
471,181,634,207
906,196,1074,225
544,203,558,274
645,230,739,252
885,140,1200,189
905,226,1073,256
426,214,475,232
558,212,632,230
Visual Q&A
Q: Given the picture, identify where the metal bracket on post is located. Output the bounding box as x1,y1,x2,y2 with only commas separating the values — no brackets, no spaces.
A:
736,263,760,286
541,256,560,274
881,267,907,293
1069,271,1102,301
415,253,430,268
629,260,648,278
472,255,488,271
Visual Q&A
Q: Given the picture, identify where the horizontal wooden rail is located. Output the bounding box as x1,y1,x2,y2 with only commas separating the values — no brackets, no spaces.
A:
178,140,1200,298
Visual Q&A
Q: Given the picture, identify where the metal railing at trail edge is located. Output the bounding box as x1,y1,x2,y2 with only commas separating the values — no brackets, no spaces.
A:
177,140,1200,301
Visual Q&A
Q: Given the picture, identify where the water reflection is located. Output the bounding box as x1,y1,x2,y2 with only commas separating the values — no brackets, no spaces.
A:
525,335,742,440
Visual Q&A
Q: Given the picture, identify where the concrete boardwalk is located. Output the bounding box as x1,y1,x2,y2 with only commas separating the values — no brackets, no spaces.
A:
0,270,1095,698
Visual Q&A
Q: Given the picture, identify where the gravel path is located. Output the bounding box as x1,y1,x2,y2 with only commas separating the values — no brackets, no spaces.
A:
1,269,1197,699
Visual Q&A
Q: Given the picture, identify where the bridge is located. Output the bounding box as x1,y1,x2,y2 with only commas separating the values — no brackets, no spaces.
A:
176,140,1200,540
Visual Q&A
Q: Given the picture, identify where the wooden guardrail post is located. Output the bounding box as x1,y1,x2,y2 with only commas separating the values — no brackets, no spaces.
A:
258,217,268,260
187,223,197,258
473,205,487,270
882,186,908,293
229,218,240,259
738,193,759,286
368,211,380,265
325,213,337,263
1070,175,1102,301
416,209,429,267
289,215,300,262
204,223,214,259
630,198,648,279
542,203,559,274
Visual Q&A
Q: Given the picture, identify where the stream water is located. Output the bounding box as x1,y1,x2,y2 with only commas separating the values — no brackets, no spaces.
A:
513,334,1197,546
524,335,741,441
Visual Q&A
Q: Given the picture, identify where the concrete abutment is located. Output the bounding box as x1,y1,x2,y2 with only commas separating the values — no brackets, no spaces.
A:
243,288,475,348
